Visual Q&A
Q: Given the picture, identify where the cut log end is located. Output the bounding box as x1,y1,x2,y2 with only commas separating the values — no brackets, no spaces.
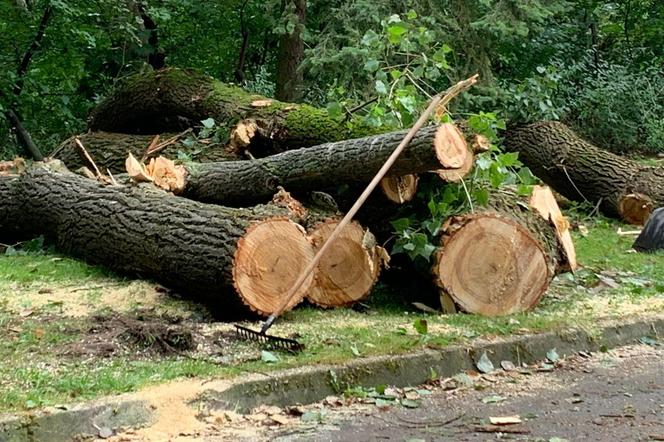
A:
436,150,474,183
529,185,578,272
619,193,654,226
434,123,469,169
434,214,551,316
380,174,419,203
307,220,382,308
233,218,315,316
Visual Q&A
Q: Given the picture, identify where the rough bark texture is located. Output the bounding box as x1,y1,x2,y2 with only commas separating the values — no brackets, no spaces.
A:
184,125,450,206
88,68,377,150
0,165,313,316
503,121,664,224
58,132,238,173
275,0,306,102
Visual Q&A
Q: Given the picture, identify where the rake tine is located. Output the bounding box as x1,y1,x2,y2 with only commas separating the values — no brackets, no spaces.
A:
234,325,304,353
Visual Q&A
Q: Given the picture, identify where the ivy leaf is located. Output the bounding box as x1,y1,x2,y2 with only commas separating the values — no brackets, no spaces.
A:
364,59,380,72
413,318,428,335
201,117,215,129
387,24,408,44
375,80,388,95
391,218,410,232
476,352,495,374
261,350,279,363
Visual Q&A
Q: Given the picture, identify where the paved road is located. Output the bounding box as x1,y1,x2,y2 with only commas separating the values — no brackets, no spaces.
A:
278,344,664,442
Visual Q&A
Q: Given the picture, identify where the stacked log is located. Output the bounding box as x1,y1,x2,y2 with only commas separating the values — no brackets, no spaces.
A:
5,69,581,318
0,165,316,317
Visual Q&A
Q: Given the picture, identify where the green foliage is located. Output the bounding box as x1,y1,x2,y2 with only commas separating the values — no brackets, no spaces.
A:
391,108,536,263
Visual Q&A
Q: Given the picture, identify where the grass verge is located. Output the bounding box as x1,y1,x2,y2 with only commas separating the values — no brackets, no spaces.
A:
0,218,662,412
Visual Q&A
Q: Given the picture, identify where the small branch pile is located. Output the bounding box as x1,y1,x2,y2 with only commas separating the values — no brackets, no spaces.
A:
3,69,577,318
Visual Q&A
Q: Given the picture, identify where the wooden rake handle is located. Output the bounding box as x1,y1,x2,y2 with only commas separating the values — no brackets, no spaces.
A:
261,75,479,334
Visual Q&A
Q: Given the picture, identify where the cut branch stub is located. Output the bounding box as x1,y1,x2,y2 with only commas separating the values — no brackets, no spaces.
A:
434,213,551,316
528,185,577,272
618,193,654,226
380,174,419,204
306,220,384,308
434,123,468,169
233,219,315,316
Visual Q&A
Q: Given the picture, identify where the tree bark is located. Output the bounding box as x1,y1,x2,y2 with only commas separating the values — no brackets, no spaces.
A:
87,68,377,151
182,124,464,206
275,0,306,102
0,166,316,317
432,189,566,316
503,121,664,225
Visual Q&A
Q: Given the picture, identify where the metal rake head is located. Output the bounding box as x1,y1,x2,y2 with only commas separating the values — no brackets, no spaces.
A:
234,324,304,353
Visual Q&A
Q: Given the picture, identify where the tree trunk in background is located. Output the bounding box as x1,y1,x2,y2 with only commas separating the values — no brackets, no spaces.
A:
87,68,377,151
503,121,664,225
275,0,306,102
0,166,316,317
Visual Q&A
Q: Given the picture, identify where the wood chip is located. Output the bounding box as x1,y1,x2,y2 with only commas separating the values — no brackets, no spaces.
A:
489,415,522,425
125,152,153,183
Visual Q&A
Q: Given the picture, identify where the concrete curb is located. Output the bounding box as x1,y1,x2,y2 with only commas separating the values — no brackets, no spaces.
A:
1,316,661,441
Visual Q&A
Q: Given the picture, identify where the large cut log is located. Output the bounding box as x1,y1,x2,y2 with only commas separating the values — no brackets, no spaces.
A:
432,189,567,316
503,121,664,225
0,164,316,317
88,68,378,152
57,132,239,173
307,219,386,308
181,124,468,206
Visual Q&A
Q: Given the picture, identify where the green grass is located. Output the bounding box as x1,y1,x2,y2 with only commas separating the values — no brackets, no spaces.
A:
0,219,662,413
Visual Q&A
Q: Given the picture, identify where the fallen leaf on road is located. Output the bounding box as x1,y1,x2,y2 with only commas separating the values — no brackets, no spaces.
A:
476,352,495,374
400,399,421,408
547,348,560,362
500,360,516,371
489,415,522,425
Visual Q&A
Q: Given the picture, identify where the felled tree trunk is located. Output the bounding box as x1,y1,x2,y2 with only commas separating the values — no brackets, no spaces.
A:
183,124,468,206
503,121,664,225
0,165,316,317
58,132,239,173
432,189,567,316
87,68,378,152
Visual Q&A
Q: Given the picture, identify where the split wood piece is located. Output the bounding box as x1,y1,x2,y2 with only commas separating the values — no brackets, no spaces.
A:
528,185,578,272
0,164,315,317
87,68,379,152
58,131,239,173
380,174,419,204
306,219,385,308
184,124,465,206
434,123,468,168
503,121,664,225
433,193,563,316
436,148,475,183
